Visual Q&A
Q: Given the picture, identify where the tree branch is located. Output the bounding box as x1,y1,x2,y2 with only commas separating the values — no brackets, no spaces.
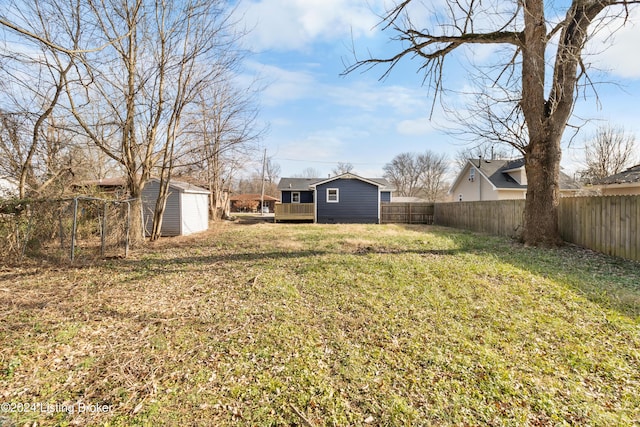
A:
0,17,130,55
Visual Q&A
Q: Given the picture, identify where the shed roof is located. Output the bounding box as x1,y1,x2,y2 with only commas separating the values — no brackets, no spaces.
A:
77,177,210,194
154,178,210,194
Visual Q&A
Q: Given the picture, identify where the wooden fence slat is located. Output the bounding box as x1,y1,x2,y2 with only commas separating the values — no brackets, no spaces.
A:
380,202,434,224
434,196,640,263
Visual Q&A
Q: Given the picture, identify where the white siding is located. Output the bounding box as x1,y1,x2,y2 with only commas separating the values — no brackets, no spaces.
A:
162,191,182,236
181,192,209,235
450,164,526,201
141,180,182,237
142,181,159,236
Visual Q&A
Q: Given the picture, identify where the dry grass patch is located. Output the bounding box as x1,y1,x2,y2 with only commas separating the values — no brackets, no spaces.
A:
1,222,639,426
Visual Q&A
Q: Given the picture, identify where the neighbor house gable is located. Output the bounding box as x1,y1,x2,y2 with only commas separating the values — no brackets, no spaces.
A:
450,158,581,201
449,159,528,201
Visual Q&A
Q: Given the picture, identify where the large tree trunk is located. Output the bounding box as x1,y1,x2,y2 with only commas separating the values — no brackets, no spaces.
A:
522,135,563,246
127,173,146,247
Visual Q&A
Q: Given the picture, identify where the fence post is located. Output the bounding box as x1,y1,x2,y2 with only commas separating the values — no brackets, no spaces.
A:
101,201,108,258
70,197,78,261
125,201,131,258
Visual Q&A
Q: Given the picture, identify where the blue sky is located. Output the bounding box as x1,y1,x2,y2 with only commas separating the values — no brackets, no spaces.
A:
235,0,640,180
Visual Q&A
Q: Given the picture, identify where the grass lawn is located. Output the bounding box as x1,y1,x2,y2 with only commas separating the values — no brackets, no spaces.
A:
1,222,639,426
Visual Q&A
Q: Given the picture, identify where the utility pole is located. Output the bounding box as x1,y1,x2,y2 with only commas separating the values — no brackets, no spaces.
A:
260,148,266,216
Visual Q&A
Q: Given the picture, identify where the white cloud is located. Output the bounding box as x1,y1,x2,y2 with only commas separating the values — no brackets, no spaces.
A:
328,82,429,115
243,61,318,106
236,0,383,51
396,117,437,136
587,8,640,79
279,133,344,161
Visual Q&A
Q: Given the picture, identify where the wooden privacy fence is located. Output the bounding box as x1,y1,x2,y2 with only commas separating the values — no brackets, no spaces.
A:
435,200,525,238
381,202,434,224
433,196,640,262
559,196,640,261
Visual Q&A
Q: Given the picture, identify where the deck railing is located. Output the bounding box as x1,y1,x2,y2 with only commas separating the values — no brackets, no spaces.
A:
274,203,314,222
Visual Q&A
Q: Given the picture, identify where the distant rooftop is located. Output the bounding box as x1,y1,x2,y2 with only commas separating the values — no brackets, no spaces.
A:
594,164,640,185
277,174,393,191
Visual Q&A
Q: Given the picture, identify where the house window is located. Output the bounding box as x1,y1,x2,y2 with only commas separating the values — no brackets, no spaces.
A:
469,169,475,182
292,192,300,203
327,188,339,203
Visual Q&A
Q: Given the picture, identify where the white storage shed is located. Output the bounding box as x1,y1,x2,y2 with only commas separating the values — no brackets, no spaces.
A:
142,178,209,237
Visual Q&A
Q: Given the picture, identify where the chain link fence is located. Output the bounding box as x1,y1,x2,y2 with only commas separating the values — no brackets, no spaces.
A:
0,196,134,263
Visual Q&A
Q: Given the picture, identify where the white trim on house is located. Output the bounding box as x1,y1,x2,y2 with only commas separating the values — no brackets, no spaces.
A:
313,187,318,223
326,188,339,203
309,172,384,189
292,191,300,203
448,161,500,196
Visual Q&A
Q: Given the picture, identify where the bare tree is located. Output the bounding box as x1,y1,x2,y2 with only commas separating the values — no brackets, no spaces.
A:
417,152,449,202
332,162,354,175
294,167,322,179
258,157,280,197
345,0,640,245
146,1,241,240
264,157,281,188
383,152,421,197
383,151,448,201
579,125,637,183
0,0,81,198
55,0,242,241
185,76,264,220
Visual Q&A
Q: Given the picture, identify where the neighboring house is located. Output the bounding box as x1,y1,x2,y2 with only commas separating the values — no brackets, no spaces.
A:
73,177,129,198
591,165,640,195
277,173,393,223
229,194,279,213
0,177,18,199
142,178,209,237
449,158,581,201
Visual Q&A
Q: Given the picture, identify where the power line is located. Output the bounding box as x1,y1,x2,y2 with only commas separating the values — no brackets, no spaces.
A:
275,157,386,166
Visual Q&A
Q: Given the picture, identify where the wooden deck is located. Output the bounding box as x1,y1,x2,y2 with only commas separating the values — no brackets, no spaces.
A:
274,203,314,222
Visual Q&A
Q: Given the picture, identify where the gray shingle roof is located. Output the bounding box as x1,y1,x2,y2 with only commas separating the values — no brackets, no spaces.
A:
473,158,526,189
594,165,640,185
277,176,393,191
163,179,210,194
470,158,580,190
277,178,323,191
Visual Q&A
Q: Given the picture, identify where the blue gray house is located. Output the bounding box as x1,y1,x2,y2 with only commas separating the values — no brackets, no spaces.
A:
276,173,393,223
